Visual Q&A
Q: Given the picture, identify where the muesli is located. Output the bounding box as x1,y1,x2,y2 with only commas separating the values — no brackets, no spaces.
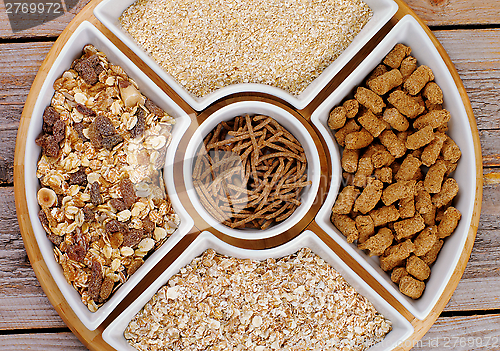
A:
35,44,179,311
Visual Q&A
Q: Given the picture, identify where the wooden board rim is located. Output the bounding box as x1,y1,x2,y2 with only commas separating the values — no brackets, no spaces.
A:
13,0,483,350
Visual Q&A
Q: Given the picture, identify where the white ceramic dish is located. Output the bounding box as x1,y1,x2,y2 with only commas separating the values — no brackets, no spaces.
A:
24,21,194,331
311,15,476,320
94,0,398,112
103,230,414,351
183,101,321,239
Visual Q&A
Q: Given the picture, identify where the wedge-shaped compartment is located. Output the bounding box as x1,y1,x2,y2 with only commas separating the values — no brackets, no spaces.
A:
24,21,194,330
94,0,398,111
311,15,477,320
103,230,413,350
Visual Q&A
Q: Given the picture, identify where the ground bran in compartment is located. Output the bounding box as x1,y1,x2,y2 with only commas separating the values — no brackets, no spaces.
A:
119,0,373,97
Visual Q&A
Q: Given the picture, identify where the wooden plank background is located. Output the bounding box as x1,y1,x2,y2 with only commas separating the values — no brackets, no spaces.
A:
1,0,499,349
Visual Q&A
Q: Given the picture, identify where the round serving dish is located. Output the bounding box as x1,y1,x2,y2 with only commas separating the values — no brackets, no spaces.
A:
13,0,482,350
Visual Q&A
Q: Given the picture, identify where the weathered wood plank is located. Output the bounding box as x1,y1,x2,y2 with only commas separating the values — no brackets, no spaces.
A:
0,0,498,40
405,0,500,27
434,29,500,131
0,1,90,40
0,332,87,351
1,316,500,351
414,314,500,350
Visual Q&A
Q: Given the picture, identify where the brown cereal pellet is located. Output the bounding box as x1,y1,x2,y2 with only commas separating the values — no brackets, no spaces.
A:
414,226,439,256
374,167,393,184
415,184,434,215
394,213,425,241
383,44,411,69
406,125,435,150
355,215,375,244
372,148,395,169
432,178,459,208
332,186,359,215
399,56,417,80
406,255,431,280
358,110,388,137
381,180,416,206
395,154,422,181
437,206,461,238
343,99,359,118
423,82,444,104
441,136,462,163
367,69,403,96
421,239,444,265
379,130,407,158
380,239,415,272
331,214,359,243
353,179,383,214
344,128,374,149
358,227,394,256
424,159,448,194
335,119,361,147
355,87,386,114
413,110,451,130
328,106,347,130
382,107,409,132
387,90,425,119
404,65,435,95
353,157,374,188
369,205,400,227
421,132,448,167
367,64,389,83
391,267,409,284
399,275,425,299
341,149,360,173
422,204,437,226
399,196,415,219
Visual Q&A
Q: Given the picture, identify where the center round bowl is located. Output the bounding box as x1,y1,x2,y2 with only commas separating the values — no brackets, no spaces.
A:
183,101,321,240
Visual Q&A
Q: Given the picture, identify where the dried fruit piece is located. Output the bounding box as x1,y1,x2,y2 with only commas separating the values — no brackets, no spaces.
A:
100,276,115,301
42,106,60,133
145,99,164,117
69,168,88,187
90,182,103,206
130,107,146,138
110,198,127,212
88,261,103,301
36,134,60,158
52,119,66,143
120,178,137,208
88,115,124,150
123,228,144,248
76,103,96,117
127,259,144,276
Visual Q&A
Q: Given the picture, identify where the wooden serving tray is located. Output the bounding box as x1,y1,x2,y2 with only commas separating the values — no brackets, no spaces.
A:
14,0,482,349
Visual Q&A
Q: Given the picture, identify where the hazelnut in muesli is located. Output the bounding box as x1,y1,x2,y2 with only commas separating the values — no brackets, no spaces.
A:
35,44,179,312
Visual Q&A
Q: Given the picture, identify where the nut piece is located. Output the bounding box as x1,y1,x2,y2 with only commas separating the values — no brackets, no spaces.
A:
119,80,144,108
37,188,57,207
